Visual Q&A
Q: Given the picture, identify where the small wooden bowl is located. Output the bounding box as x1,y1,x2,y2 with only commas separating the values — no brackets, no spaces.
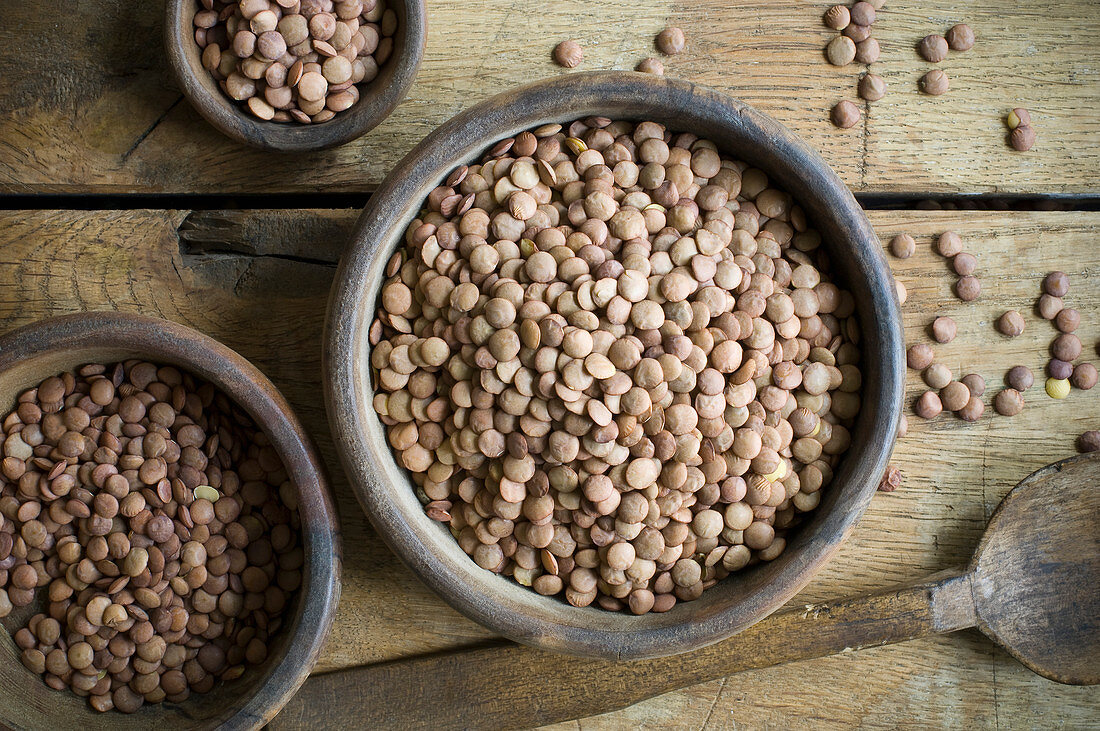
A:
164,0,425,151
0,312,341,729
326,72,905,660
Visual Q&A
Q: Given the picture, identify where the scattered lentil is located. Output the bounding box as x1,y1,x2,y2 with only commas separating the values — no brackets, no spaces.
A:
656,27,686,55
1072,363,1098,391
1055,308,1080,333
945,23,975,51
826,36,857,66
960,373,985,397
957,396,984,422
924,363,952,390
920,69,950,95
889,233,915,259
935,231,963,258
877,465,901,492
994,388,1024,416
952,252,977,276
1011,126,1037,151
931,316,957,343
1045,377,1071,399
1048,359,1073,380
1006,365,1034,391
824,5,851,30
855,38,880,64
1037,294,1063,320
553,40,584,69
1078,431,1100,453
636,58,664,75
1042,271,1069,298
955,275,980,302
850,1,876,26
918,35,948,63
915,391,943,419
859,74,887,102
831,100,862,129
997,310,1025,337
907,343,935,370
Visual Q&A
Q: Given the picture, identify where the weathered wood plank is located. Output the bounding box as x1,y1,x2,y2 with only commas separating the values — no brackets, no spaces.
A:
0,1,1097,195
0,209,1097,725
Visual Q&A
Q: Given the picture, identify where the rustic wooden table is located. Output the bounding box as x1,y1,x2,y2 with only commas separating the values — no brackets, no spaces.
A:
1,0,1098,727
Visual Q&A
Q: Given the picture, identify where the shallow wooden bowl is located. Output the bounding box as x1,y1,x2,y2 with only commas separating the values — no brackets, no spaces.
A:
326,72,904,660
0,312,341,729
165,0,426,151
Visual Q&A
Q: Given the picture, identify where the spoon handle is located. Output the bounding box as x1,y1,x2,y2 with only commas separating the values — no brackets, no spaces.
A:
273,568,975,730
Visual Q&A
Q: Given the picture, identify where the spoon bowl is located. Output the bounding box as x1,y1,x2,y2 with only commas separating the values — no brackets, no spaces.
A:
970,453,1100,684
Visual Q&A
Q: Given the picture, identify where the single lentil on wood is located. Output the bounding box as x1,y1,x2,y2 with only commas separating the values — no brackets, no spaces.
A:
0,362,303,712
369,117,864,613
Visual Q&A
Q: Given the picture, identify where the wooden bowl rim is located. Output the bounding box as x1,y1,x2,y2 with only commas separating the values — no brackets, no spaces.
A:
325,72,904,660
0,312,341,729
164,0,426,152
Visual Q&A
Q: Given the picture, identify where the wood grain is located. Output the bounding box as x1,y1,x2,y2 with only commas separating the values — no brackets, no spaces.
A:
0,208,1097,725
0,1,1097,194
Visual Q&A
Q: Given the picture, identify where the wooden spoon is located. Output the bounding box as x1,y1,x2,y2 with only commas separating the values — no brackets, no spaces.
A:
273,454,1099,730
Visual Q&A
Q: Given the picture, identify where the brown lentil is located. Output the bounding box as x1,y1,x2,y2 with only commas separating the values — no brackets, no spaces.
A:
635,58,664,75
915,391,942,419
1078,431,1100,453
994,388,1024,416
1072,363,1098,391
824,5,851,30
850,1,876,26
371,117,864,613
656,27,686,55
1048,359,1073,380
858,73,887,102
193,0,396,124
1055,308,1080,333
1043,271,1069,298
940,381,970,412
1006,365,1034,391
945,24,975,51
918,35,948,63
1010,125,1036,151
952,252,977,276
931,316,957,343
957,396,984,422
935,231,963,258
877,465,901,492
997,310,1025,337
955,275,980,302
826,36,857,66
1038,293,1064,320
920,69,950,95
960,373,985,397
906,343,935,370
888,233,914,259
831,100,861,129
855,38,880,64
1,362,302,712
553,40,583,69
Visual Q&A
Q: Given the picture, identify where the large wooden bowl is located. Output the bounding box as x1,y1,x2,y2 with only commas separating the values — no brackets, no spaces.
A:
325,72,905,660
0,312,341,729
165,0,425,151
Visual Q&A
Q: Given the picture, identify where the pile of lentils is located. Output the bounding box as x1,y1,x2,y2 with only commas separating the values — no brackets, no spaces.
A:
193,0,396,124
370,117,863,614
0,362,303,713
